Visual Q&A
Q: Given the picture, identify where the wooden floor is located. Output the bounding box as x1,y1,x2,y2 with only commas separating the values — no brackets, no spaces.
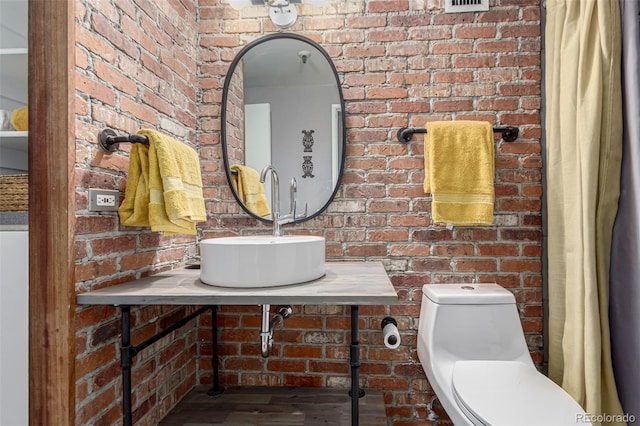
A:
159,386,388,426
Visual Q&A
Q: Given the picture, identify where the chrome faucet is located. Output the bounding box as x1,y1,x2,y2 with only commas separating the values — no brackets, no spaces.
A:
260,166,308,236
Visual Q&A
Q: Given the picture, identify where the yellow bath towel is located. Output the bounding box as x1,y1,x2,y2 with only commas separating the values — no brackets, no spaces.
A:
424,121,495,226
119,129,206,235
10,107,28,131
230,164,271,217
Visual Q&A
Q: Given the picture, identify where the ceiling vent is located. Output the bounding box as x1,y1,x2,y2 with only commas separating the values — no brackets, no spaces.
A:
444,0,489,13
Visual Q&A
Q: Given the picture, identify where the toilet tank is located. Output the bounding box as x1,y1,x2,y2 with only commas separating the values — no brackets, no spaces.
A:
418,284,531,363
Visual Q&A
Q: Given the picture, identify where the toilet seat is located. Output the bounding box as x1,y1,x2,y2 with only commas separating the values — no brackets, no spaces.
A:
452,361,586,426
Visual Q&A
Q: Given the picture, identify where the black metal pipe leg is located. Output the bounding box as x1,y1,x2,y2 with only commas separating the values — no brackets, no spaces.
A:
118,305,209,424
349,305,364,426
120,306,133,426
208,305,224,396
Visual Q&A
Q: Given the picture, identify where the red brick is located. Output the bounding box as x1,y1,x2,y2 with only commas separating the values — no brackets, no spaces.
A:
412,259,452,272
499,54,541,67
454,55,496,68
368,87,408,100
456,26,496,39
432,42,473,55
390,101,430,113
390,15,430,27
283,375,324,387
476,99,518,111
75,386,117,425
369,200,410,213
75,215,117,235
432,71,473,83
455,84,496,97
76,73,117,106
477,10,519,23
283,346,323,359
368,0,408,13
501,24,540,38
500,260,542,273
477,40,518,53
432,244,474,257
368,229,409,242
368,377,409,390
432,100,473,112
499,199,542,212
346,74,386,86
410,27,452,41
120,251,157,272
345,244,388,257
478,244,519,257
499,84,541,97
456,259,497,272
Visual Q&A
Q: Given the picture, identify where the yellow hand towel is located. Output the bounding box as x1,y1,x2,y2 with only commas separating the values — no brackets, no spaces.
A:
230,164,271,217
10,107,28,131
118,143,152,227
424,121,495,226
119,129,206,235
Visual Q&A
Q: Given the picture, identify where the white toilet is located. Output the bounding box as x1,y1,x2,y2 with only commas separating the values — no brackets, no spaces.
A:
417,283,590,426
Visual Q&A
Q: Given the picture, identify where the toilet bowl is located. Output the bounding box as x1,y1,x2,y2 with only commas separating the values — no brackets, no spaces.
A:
417,284,589,426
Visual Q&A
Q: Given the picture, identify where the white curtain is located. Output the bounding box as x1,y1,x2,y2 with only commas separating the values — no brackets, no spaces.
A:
610,0,640,423
545,0,625,423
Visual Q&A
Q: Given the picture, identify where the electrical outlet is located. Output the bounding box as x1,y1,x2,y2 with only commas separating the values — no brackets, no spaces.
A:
97,193,116,206
88,189,120,212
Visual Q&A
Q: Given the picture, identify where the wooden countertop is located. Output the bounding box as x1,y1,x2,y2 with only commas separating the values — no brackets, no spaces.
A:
76,261,398,306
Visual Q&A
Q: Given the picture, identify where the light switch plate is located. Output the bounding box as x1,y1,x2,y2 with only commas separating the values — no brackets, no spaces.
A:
88,189,120,212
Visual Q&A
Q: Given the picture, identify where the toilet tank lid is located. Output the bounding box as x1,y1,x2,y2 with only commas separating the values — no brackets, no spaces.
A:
422,284,515,304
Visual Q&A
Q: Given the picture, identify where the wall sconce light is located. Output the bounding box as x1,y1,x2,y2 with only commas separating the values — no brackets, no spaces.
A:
269,0,297,29
228,0,326,29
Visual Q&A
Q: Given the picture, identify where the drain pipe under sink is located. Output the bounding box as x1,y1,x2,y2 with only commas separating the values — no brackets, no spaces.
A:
260,304,293,357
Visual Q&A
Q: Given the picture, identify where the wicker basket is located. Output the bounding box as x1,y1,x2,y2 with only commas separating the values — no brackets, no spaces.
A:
0,174,28,212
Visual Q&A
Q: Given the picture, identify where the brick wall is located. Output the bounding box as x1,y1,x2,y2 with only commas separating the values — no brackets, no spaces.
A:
199,1,542,425
71,0,542,424
225,60,246,163
74,0,201,424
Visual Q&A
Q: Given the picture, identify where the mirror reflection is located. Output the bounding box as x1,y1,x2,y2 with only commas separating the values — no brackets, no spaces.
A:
222,33,345,223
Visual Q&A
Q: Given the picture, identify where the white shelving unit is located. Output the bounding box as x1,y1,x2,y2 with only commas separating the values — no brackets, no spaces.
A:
0,2,28,425
0,0,28,173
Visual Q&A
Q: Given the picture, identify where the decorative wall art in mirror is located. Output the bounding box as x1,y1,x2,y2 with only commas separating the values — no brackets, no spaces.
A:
221,33,345,223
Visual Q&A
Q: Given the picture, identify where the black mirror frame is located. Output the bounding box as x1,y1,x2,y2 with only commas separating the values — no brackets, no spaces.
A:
221,33,346,224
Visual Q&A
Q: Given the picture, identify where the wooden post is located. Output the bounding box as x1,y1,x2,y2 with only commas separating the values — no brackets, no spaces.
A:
28,1,76,424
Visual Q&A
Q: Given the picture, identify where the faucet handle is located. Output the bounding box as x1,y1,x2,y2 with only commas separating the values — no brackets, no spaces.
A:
289,178,297,216
287,177,309,220
275,177,309,226
294,202,308,220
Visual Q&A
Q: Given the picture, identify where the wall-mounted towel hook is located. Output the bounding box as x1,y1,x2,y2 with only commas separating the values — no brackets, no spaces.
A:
396,125,519,143
98,129,150,153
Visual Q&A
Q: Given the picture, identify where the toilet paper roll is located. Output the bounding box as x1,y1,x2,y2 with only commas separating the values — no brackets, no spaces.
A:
381,317,401,349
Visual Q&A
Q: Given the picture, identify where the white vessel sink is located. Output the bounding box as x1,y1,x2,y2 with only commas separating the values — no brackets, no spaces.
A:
199,235,326,288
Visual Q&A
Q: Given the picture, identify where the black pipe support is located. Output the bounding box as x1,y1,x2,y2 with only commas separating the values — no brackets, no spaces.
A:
396,125,519,143
98,129,149,152
208,305,224,396
119,306,210,426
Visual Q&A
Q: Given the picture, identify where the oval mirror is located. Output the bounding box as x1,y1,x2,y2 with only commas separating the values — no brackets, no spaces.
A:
221,33,345,223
